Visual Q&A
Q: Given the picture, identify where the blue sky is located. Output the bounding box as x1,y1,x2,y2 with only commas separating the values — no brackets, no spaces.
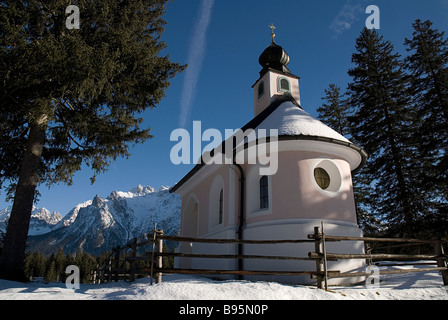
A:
1,0,447,215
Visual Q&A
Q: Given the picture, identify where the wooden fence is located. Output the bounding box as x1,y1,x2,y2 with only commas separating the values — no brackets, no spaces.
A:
92,237,155,284
93,225,448,290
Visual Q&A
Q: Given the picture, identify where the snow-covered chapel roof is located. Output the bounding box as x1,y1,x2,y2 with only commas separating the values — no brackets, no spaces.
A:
254,100,350,143
236,94,367,168
170,95,368,194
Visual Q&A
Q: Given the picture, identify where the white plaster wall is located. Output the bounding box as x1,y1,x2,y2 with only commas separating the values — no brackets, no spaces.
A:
242,219,366,285
175,219,366,285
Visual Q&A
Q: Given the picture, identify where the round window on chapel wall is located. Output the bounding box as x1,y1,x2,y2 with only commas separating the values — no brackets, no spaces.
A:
314,168,330,190
313,160,342,193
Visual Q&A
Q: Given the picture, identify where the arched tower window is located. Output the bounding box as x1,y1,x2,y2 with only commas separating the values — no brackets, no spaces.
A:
278,77,291,93
260,176,269,210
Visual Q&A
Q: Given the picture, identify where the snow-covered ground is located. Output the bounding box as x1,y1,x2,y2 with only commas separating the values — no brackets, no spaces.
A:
0,264,446,300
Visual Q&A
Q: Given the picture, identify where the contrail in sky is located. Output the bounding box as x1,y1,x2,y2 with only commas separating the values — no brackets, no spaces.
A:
178,0,215,128
329,0,368,38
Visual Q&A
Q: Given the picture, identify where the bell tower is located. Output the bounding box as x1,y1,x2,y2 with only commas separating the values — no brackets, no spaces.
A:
252,25,301,116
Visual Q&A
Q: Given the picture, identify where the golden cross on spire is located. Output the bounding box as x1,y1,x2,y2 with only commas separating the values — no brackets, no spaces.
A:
269,23,276,43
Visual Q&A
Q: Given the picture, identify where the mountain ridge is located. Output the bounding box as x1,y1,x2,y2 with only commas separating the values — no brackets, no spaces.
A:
0,206,63,236
1,185,181,256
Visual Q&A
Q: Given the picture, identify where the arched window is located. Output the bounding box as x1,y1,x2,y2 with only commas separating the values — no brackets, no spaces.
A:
219,189,223,224
246,166,273,216
259,176,269,210
278,77,291,93
209,175,224,228
258,81,265,99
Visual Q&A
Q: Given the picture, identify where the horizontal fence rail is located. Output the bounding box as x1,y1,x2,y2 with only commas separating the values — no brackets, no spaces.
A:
93,224,448,290
308,252,444,260
159,252,323,261
160,234,316,244
308,234,436,243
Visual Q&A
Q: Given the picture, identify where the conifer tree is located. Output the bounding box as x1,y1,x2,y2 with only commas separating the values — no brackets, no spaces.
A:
24,251,46,280
318,84,350,137
0,0,184,281
44,259,58,283
0,229,4,256
347,28,422,236
75,250,96,283
318,84,378,234
404,20,448,236
54,248,67,282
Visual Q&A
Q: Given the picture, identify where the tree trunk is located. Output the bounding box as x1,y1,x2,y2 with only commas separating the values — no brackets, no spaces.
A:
0,115,47,281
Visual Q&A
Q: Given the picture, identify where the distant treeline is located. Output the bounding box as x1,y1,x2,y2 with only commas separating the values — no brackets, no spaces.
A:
24,248,109,283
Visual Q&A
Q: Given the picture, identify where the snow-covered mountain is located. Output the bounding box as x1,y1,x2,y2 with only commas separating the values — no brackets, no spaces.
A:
26,185,181,255
0,206,62,236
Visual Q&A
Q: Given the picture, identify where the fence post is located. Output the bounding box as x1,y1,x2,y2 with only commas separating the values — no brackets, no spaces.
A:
114,247,120,282
150,230,157,285
91,269,97,284
365,243,372,267
123,245,128,282
313,227,324,289
321,222,329,291
156,229,164,284
107,253,113,283
434,240,448,286
130,237,138,282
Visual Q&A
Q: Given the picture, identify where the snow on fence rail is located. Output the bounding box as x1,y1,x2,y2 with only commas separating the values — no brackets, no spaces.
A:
92,225,448,290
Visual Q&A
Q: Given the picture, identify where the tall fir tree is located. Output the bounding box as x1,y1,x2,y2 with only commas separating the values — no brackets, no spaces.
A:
318,84,379,235
347,28,424,237
44,258,58,283
54,248,67,282
0,228,4,256
317,84,350,136
74,250,96,283
404,20,448,237
0,0,185,281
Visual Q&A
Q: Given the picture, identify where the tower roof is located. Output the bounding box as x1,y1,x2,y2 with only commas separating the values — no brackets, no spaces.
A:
258,42,291,76
258,24,292,76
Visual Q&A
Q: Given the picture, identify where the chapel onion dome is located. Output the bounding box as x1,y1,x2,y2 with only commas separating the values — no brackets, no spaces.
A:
258,42,291,76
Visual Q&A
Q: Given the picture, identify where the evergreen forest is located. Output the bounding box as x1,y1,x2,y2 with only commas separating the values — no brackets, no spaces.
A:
318,20,448,240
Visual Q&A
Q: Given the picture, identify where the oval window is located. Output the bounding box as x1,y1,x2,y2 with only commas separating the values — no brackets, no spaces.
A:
314,168,330,190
